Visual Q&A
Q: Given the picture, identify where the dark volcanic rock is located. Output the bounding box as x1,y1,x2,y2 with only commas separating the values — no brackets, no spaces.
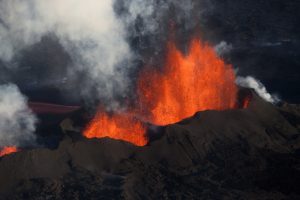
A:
0,93,300,199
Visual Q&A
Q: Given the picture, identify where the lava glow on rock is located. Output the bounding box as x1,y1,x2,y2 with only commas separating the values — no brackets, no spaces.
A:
84,110,147,146
84,38,238,146
0,146,18,157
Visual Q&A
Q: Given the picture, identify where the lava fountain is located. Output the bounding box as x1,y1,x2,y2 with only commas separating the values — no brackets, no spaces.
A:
84,37,238,146
137,39,237,125
0,146,18,157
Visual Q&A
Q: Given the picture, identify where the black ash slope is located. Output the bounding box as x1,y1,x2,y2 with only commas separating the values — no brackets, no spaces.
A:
0,92,300,199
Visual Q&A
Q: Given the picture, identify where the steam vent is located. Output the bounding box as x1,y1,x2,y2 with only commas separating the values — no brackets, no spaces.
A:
0,1,299,199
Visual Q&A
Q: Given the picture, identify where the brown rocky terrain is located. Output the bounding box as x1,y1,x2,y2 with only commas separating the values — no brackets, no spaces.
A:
0,92,300,199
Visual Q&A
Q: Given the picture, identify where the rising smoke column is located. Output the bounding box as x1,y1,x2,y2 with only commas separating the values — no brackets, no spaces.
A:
0,1,280,109
0,84,37,148
0,0,132,109
0,0,224,108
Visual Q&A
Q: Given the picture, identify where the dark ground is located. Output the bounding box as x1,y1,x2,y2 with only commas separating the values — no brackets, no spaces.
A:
0,92,299,199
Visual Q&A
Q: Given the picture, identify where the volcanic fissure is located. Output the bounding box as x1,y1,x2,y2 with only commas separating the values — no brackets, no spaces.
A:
83,37,241,146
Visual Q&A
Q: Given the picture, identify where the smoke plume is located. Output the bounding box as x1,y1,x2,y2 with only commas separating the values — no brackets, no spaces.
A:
0,1,287,108
0,0,132,109
0,0,217,106
236,76,279,104
0,84,37,148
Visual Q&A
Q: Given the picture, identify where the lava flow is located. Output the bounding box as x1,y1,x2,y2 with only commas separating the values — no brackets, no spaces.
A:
0,146,18,157
137,39,237,125
84,110,147,146
84,37,238,146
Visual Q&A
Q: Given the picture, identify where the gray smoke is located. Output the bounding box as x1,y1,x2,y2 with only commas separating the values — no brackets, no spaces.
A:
0,84,36,148
0,0,212,109
0,1,216,106
0,0,132,109
0,1,285,106
236,76,280,104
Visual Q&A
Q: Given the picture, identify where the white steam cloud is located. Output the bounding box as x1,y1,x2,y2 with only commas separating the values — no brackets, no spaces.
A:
0,0,132,107
0,0,209,108
236,76,279,104
0,84,36,147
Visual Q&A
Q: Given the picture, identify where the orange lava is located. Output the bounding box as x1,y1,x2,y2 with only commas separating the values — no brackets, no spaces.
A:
84,37,238,146
0,146,18,157
84,110,147,146
137,39,237,125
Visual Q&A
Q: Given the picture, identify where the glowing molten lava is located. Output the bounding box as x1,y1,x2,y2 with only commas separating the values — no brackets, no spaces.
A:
137,39,237,125
84,110,147,146
84,37,238,146
0,146,18,157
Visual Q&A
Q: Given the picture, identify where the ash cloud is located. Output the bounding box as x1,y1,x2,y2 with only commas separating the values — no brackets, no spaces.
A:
0,0,209,109
236,76,279,104
0,0,132,109
0,0,293,108
0,84,37,148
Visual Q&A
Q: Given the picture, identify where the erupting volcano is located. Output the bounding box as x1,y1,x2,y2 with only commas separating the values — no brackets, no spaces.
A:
0,1,299,198
84,38,238,146
0,146,18,157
